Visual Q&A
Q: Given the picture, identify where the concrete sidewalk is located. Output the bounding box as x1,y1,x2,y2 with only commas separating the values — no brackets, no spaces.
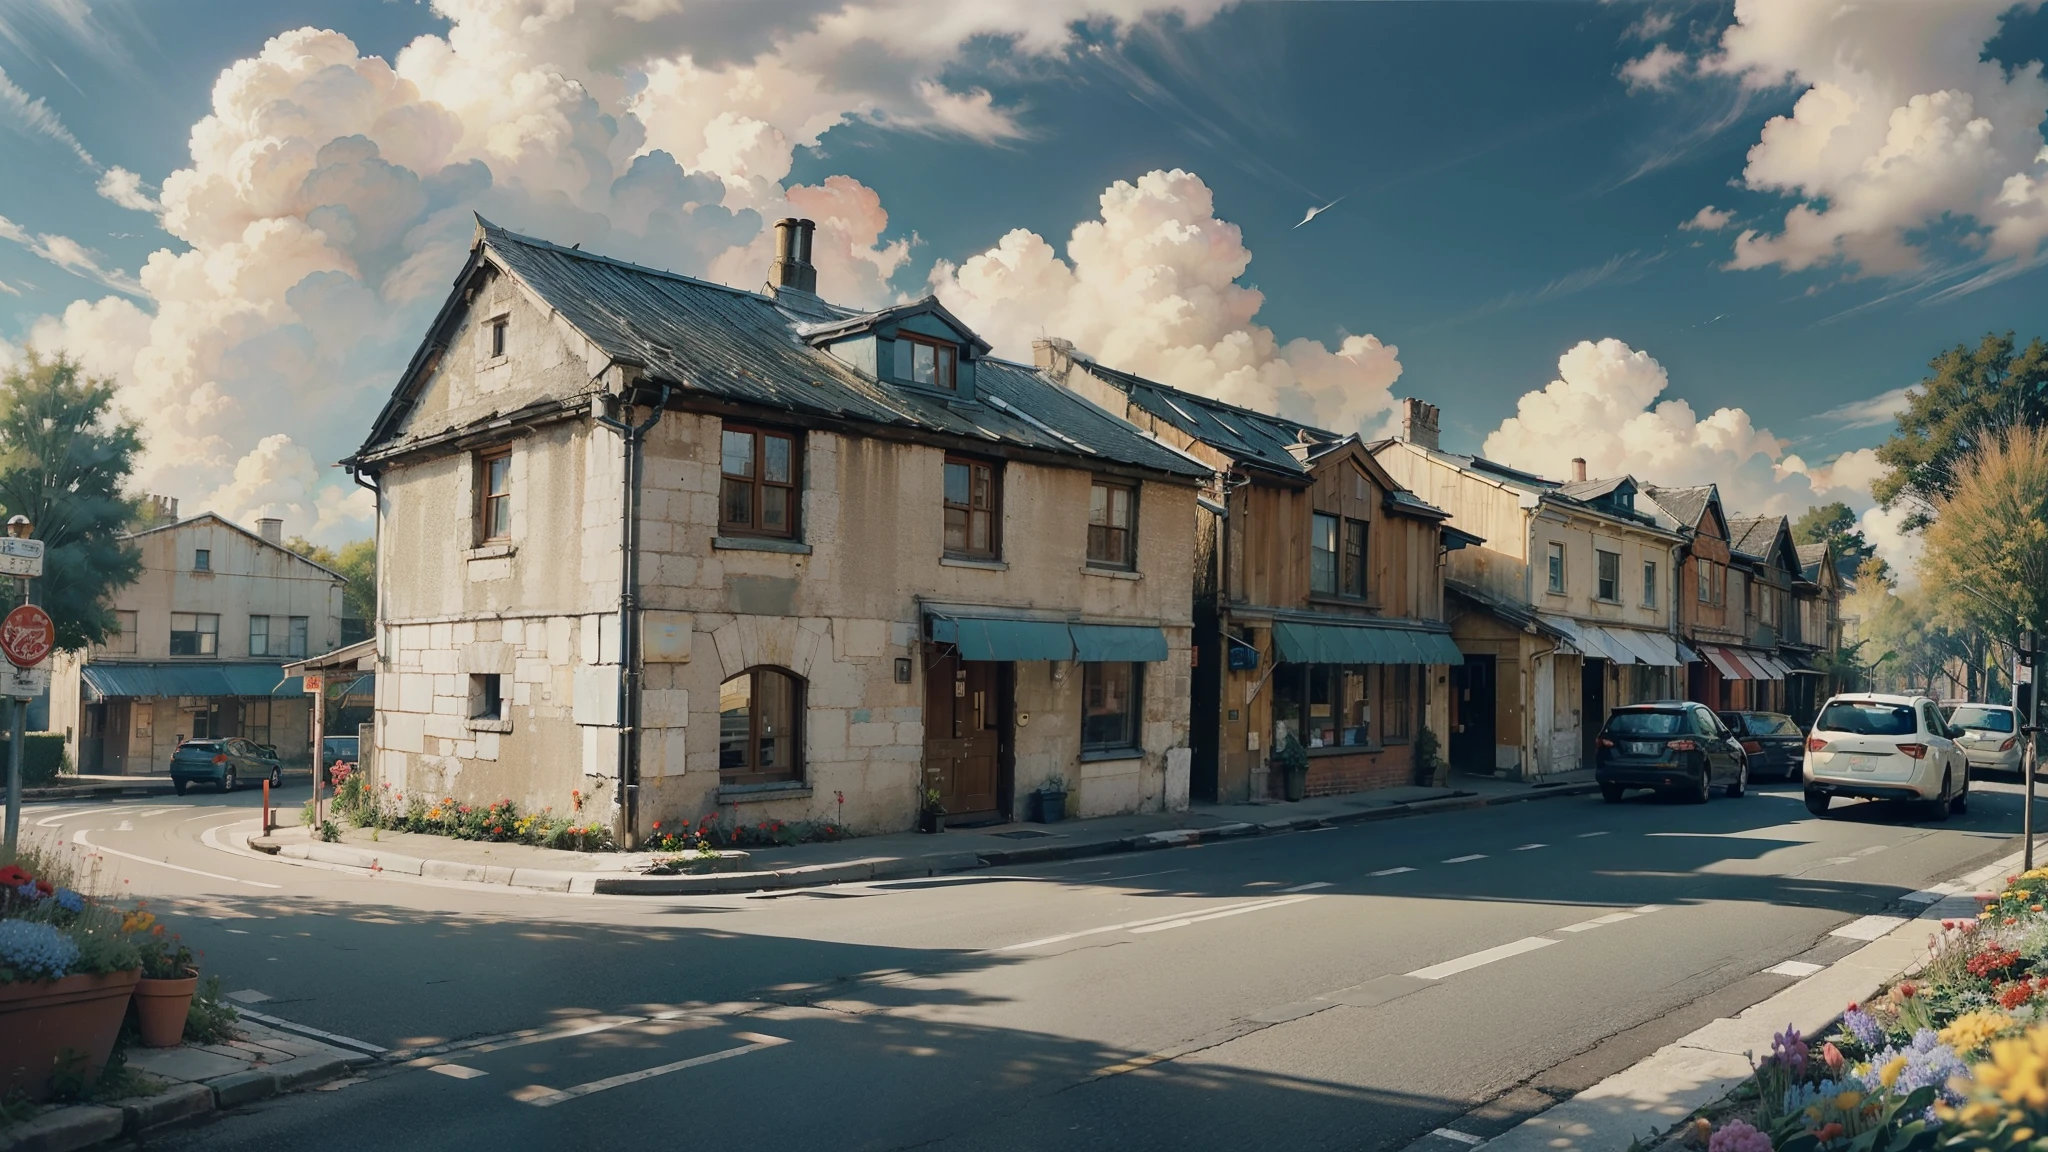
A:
24,771,316,802
246,770,1598,896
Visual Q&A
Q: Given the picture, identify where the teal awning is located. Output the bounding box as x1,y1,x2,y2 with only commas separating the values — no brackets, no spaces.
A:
1070,624,1168,663
928,615,1075,661
80,662,302,701
1272,621,1462,666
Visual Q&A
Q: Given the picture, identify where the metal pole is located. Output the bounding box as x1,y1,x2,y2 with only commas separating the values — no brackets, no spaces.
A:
2029,662,2041,872
2,697,16,853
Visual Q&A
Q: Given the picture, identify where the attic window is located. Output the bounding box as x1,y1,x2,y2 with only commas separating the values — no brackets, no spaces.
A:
489,315,508,358
893,334,956,390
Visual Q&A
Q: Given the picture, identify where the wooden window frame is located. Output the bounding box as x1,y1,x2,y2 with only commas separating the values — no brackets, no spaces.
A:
249,616,270,657
1595,548,1621,603
476,448,512,543
893,332,958,391
1642,560,1658,608
1341,517,1369,599
488,315,508,359
719,666,806,786
1086,479,1138,570
943,454,1002,560
169,612,219,657
1309,512,1339,596
1546,542,1566,595
719,423,802,540
1383,665,1414,742
1080,661,1144,755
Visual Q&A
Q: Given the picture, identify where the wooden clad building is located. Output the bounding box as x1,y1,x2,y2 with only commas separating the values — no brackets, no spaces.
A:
1040,342,1469,802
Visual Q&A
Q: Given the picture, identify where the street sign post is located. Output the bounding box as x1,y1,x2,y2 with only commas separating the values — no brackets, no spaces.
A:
0,551,46,853
1,604,55,669
2024,632,2042,871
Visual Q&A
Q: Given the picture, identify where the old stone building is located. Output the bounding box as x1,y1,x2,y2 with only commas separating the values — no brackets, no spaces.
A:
49,511,341,773
346,218,1209,843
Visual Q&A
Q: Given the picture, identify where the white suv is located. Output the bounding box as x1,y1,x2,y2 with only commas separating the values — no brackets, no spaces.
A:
1803,693,1969,821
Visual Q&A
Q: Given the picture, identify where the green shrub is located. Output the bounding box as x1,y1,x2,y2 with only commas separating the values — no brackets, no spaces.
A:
1,734,72,786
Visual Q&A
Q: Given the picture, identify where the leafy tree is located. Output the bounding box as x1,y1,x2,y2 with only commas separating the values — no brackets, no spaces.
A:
286,537,376,625
0,353,143,651
1790,502,1884,583
1873,331,2048,526
1921,426,2048,650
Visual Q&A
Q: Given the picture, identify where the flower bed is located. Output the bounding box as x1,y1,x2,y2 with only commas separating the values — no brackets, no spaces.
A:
326,769,613,851
1687,868,2048,1152
644,813,847,852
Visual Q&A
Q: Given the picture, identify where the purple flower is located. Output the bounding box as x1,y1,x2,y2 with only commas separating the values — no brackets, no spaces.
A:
13,881,39,902
1841,1008,1884,1050
1772,1025,1809,1076
1709,1120,1773,1152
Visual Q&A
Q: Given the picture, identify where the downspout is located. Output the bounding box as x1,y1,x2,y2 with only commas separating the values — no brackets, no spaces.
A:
594,380,672,847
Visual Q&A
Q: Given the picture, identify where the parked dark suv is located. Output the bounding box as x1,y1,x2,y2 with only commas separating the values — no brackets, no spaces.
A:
1596,702,1749,804
1718,711,1807,781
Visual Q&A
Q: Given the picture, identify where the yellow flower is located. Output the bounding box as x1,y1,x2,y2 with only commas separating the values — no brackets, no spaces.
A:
1942,1010,2018,1053
1976,1030,2048,1111
1833,1091,1864,1111
1879,1056,1908,1090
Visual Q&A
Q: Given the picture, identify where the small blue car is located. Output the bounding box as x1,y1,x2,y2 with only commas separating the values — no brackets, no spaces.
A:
171,738,283,795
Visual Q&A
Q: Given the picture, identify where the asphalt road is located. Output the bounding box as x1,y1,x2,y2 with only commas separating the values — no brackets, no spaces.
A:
16,777,2038,1152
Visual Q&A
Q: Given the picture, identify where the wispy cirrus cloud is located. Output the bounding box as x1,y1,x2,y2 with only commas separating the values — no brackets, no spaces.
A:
0,214,142,296
1815,386,1914,430
0,64,94,168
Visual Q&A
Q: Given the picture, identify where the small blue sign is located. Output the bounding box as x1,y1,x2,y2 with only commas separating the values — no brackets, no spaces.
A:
1227,645,1260,671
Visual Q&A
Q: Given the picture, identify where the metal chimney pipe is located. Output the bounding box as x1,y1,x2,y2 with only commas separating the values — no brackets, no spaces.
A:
769,218,818,293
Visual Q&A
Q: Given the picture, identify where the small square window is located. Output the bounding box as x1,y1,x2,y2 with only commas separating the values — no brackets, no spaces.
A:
892,335,957,390
470,674,503,721
194,549,210,572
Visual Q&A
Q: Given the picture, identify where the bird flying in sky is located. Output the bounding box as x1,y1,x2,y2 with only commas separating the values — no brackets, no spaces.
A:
1295,196,1343,228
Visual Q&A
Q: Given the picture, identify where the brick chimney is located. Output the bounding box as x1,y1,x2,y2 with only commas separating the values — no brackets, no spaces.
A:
257,517,283,545
145,494,178,522
768,218,817,293
1399,398,1440,450
1571,457,1587,482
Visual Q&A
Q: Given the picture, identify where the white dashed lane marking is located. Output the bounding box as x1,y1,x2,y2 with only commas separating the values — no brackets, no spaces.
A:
1408,936,1558,981
1433,1129,1487,1146
1442,854,1487,864
1370,867,1416,877
1766,960,1826,978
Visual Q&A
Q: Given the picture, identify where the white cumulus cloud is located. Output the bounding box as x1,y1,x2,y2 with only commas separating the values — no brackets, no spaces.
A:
930,168,1404,435
1681,205,1732,232
1704,0,2048,275
1621,44,1690,93
1480,338,1916,573
95,167,158,213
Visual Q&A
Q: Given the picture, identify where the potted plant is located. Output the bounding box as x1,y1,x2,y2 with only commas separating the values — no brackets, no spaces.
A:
917,787,946,834
0,863,143,1101
134,926,199,1048
1275,733,1309,802
1033,774,1069,824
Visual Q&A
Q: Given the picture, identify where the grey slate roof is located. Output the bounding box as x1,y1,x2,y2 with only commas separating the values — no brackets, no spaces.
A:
1796,543,1831,582
1069,352,1332,478
1640,484,1715,530
1727,514,1784,560
1554,475,1631,503
360,221,1207,480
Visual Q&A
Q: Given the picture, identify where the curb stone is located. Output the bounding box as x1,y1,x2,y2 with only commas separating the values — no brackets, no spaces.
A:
118,1082,214,1136
0,1105,122,1152
245,782,1600,896
204,1069,279,1108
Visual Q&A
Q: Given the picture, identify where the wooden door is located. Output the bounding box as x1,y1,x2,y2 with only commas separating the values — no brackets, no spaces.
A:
1580,660,1606,769
105,702,130,775
924,647,1004,822
1450,656,1496,772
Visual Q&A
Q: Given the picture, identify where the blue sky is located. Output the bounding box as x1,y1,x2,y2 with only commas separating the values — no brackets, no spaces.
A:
0,1,2044,558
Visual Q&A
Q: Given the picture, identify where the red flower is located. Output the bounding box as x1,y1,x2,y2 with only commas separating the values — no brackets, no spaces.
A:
0,865,30,887
34,880,53,895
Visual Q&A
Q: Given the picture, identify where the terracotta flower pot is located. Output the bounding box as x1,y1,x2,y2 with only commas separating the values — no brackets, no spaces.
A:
0,967,142,1101
135,970,201,1048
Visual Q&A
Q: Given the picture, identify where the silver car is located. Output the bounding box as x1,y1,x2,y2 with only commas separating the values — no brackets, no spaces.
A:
1948,703,2022,776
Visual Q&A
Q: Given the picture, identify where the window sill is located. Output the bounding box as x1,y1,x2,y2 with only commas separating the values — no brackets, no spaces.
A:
940,556,1008,571
1082,565,1141,581
466,717,512,733
714,535,812,555
1594,597,1622,606
1079,748,1143,764
717,782,811,804
1305,594,1377,611
479,354,508,370
467,543,516,561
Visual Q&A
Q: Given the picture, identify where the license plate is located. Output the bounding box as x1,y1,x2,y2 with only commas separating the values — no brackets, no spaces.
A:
1848,754,1876,772
1629,742,1660,756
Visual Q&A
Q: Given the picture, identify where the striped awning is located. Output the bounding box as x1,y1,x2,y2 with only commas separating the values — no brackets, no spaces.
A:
1699,645,1785,681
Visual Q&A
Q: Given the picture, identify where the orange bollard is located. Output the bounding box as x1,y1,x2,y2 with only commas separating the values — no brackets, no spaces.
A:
262,778,271,834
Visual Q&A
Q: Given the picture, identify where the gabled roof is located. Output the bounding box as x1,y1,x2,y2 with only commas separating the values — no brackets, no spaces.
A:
354,220,1206,480
1796,543,1834,584
797,297,993,357
1065,350,1334,478
1728,514,1801,573
1554,475,1631,503
1640,483,1716,531
124,512,347,582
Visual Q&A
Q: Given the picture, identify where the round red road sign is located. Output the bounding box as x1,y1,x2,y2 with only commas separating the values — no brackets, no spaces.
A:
1,604,55,668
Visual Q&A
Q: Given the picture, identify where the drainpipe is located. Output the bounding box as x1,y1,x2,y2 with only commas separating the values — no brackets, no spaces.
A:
595,380,672,847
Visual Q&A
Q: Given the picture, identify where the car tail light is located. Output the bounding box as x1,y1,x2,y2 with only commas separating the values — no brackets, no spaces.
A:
1742,740,1763,755
212,754,227,764
1806,737,1827,753
1597,737,1615,748
1667,738,1698,752
2003,737,2019,752
1896,743,1928,759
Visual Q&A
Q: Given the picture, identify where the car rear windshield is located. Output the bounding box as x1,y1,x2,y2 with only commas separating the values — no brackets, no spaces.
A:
1741,713,1803,737
1604,711,1688,736
1950,706,2015,733
1817,701,1917,736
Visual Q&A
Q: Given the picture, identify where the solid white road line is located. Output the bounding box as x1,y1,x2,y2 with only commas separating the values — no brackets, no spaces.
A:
1129,894,1322,934
1765,960,1826,978
1854,844,1889,856
517,1034,788,1107
130,808,181,819
1557,911,1640,933
1831,915,1908,941
72,829,282,889
238,1008,388,1055
1370,867,1416,877
1442,854,1487,864
1408,936,1558,981
1433,1129,1487,1146
34,809,87,827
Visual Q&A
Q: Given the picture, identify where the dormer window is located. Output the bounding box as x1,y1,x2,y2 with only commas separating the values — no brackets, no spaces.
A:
894,334,957,391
